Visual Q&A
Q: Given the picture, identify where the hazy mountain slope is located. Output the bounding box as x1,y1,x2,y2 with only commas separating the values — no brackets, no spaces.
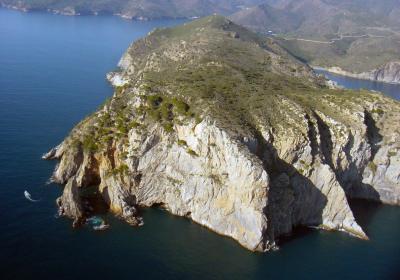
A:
229,3,302,33
231,0,400,74
233,0,400,38
0,0,264,18
44,16,400,251
3,0,399,73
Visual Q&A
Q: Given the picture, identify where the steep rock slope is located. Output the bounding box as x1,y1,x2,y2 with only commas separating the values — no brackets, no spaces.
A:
44,16,400,251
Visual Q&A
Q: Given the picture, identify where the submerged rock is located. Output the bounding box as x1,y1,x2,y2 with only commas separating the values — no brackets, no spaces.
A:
45,16,400,251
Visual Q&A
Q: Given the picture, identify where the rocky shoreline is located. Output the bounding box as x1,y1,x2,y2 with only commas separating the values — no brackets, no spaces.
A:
0,3,183,20
313,62,400,85
44,16,400,252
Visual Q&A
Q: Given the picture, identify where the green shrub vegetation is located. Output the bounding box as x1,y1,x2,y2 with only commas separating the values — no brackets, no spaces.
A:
186,148,198,157
141,94,194,133
371,108,384,116
82,134,98,152
107,164,129,177
177,140,188,146
388,151,397,157
65,16,392,159
368,161,377,173
163,122,174,133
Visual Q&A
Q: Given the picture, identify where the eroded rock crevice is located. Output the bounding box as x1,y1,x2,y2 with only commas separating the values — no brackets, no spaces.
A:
364,110,383,160
44,16,400,252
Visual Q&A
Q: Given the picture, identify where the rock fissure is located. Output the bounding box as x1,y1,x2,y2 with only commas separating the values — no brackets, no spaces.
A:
44,16,399,252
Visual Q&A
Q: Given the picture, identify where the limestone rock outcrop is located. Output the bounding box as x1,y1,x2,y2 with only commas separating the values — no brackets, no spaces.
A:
45,16,400,251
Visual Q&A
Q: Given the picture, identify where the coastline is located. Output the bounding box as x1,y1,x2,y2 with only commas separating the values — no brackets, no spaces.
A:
312,66,400,85
1,7,400,278
0,4,193,21
2,5,399,86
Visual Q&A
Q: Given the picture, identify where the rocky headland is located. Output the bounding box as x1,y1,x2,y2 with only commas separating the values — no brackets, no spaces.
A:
44,16,400,252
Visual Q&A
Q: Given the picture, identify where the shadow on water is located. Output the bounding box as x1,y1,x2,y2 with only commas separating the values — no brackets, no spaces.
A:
276,226,316,248
348,198,383,235
276,200,385,248
80,185,110,215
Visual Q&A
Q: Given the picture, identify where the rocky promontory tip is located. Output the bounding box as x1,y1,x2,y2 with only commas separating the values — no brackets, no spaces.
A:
44,16,400,251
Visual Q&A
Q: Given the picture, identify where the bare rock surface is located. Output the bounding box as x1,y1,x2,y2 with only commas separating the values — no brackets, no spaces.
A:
45,16,400,251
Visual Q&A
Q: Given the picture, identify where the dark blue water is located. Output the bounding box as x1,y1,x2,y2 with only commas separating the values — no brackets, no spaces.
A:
315,69,400,100
1,8,400,280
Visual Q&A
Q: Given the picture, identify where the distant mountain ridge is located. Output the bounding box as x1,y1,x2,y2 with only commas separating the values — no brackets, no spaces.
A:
2,0,399,28
228,3,302,34
2,0,399,78
0,0,264,19
232,0,400,37
231,0,400,75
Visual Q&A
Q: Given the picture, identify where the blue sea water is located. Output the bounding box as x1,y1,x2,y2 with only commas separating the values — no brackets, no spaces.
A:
315,69,400,100
0,8,400,280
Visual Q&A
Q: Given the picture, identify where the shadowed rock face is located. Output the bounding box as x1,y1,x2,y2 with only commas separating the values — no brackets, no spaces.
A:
44,16,400,252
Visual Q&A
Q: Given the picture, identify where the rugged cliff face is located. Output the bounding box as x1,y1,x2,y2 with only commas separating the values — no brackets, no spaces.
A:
316,62,400,84
44,16,400,252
